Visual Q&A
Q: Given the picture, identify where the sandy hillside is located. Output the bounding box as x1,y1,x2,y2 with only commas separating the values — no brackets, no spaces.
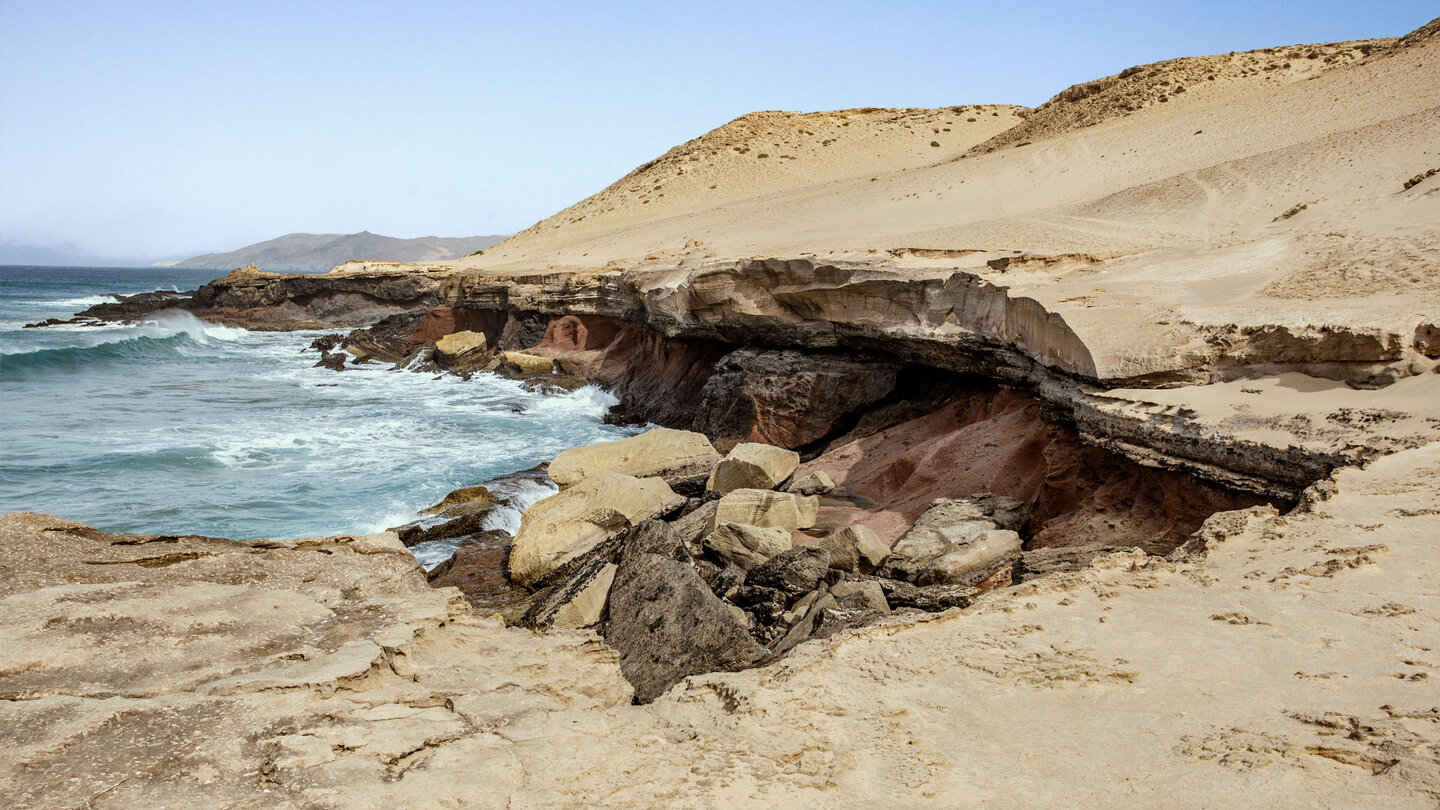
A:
506,106,1026,246
446,23,1438,382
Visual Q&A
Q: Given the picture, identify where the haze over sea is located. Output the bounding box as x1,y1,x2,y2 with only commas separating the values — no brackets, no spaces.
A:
0,265,632,554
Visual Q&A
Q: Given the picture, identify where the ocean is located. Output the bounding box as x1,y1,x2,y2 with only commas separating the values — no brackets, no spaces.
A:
0,265,633,563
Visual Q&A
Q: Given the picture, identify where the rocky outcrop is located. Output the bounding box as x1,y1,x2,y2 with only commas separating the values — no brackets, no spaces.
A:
548,428,720,490
692,349,900,451
506,472,684,587
706,442,800,494
703,522,792,571
604,521,767,703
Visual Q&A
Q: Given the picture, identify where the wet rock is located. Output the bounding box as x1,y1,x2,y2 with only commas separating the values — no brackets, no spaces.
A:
709,489,819,533
786,470,835,496
507,472,684,588
817,524,889,574
746,547,831,596
314,352,347,372
706,443,801,494
548,428,721,490
394,509,497,548
916,529,1022,587
691,349,900,451
426,531,533,621
522,375,592,395
420,484,495,517
703,522,792,571
605,521,767,703
829,579,890,612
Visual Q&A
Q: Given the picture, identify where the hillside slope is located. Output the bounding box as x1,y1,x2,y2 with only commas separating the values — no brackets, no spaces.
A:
454,20,1438,381
160,231,506,273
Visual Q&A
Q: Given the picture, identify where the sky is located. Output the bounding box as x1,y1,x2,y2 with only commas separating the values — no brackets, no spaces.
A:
0,1,1434,265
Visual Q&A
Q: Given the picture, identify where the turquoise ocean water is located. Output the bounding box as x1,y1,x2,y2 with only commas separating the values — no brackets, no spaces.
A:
0,265,632,553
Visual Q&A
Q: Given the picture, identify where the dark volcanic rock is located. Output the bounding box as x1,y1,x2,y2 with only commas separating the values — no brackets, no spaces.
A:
605,521,766,703
962,493,1031,534
877,579,977,612
745,546,831,596
690,349,900,451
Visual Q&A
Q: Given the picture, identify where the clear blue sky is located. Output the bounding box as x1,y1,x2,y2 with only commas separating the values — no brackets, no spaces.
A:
0,0,1433,264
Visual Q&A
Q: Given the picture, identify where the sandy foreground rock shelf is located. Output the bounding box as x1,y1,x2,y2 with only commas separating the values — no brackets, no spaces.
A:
2,444,1438,807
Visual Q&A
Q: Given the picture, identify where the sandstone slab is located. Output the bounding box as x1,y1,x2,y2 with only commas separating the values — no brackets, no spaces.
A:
708,489,818,534
434,329,488,358
507,472,683,588
703,521,792,571
707,442,801,494
818,524,889,574
549,428,721,487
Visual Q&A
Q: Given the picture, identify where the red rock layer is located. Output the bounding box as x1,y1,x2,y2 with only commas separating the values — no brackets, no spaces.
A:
801,383,1272,554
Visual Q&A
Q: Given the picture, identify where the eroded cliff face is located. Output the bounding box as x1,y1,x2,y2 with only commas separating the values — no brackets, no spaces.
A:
75,257,1411,501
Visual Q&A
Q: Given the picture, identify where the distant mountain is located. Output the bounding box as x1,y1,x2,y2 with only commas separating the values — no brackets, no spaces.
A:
155,231,507,273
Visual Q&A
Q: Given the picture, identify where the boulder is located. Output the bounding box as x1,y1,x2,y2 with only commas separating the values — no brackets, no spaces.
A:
829,579,890,613
706,443,801,494
703,522,792,571
507,472,684,588
768,591,839,659
785,470,835,496
434,330,488,359
708,489,819,534
878,579,976,612
955,493,1030,534
670,500,719,553
500,351,556,378
691,349,900,451
877,498,999,582
746,547,831,596
604,521,767,703
420,484,494,517
522,561,617,631
817,525,889,574
916,529,1023,587
548,428,721,489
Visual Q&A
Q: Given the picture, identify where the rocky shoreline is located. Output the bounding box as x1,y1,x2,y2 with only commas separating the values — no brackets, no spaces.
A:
42,260,1351,699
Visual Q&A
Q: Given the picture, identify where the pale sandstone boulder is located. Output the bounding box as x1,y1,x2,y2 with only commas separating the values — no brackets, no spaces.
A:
817,525,889,574
548,563,617,630
879,498,1000,582
548,428,721,487
434,330,487,358
707,489,818,533
917,529,1023,587
703,521,793,571
508,472,684,587
785,470,835,496
830,579,890,613
501,351,556,378
707,443,801,494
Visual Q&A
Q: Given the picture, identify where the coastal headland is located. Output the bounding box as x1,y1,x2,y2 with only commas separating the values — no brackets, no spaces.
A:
4,18,1439,807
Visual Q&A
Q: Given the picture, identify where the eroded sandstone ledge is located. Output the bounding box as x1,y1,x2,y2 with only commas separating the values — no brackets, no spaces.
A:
75,257,1434,499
